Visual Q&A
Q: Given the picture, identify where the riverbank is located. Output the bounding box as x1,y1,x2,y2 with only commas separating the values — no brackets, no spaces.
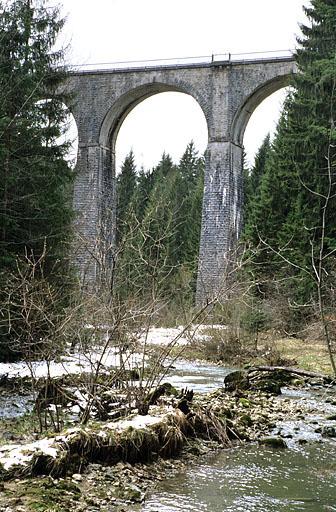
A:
0,365,335,511
0,325,335,511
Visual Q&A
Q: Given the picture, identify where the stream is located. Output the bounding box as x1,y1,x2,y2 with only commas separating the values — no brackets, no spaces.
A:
164,359,233,393
1,360,336,511
142,442,336,512
145,364,336,512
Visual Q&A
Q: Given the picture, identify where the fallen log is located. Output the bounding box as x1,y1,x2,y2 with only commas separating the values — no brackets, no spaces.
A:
247,365,334,383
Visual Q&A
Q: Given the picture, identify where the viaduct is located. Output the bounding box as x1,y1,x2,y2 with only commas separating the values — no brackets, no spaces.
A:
67,54,297,303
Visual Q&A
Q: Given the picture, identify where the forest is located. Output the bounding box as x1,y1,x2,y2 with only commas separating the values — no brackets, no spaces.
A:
115,144,204,311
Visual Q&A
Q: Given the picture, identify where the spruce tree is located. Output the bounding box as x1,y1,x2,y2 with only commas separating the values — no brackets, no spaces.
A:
279,0,336,297
244,134,271,205
0,0,74,360
115,154,177,301
152,152,175,180
116,150,137,241
115,144,205,306
243,133,272,245
0,0,73,272
173,142,204,272
243,0,336,310
131,166,154,223
288,0,336,264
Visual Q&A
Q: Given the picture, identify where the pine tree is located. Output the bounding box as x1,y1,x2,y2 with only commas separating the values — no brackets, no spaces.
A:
278,0,336,297
243,0,336,309
244,134,271,205
131,166,154,223
115,156,177,301
115,144,205,305
243,133,272,244
152,152,175,180
179,141,202,186
288,0,336,262
173,142,204,271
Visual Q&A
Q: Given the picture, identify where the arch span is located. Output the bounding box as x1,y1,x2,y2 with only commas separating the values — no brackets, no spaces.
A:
99,81,210,150
96,83,210,285
231,74,293,146
115,91,209,172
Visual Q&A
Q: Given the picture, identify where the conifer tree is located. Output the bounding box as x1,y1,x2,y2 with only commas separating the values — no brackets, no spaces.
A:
152,152,175,180
243,0,336,307
173,142,204,272
130,166,153,222
243,133,272,244
116,150,137,241
115,145,205,304
244,134,271,205
0,0,74,360
288,0,336,266
115,153,177,301
0,0,73,273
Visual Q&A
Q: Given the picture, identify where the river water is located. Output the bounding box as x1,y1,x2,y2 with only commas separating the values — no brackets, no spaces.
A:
142,442,336,512
143,363,336,512
1,359,336,510
164,359,233,393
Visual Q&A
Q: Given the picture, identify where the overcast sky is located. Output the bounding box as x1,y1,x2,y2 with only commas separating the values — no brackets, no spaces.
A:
60,0,310,171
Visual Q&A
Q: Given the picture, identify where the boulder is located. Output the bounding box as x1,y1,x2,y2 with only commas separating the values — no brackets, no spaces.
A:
259,436,288,449
322,425,336,438
223,371,249,391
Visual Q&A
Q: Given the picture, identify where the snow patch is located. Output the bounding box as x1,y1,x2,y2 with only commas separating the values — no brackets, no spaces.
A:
0,438,58,471
139,324,226,347
0,347,143,379
0,325,226,380
103,411,169,433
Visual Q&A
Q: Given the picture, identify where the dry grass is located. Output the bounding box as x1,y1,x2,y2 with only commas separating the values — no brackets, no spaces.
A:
179,325,335,376
0,404,232,481
267,337,333,375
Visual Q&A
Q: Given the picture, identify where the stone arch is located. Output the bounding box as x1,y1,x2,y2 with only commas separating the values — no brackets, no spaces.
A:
99,81,210,151
231,74,293,147
96,81,209,286
68,58,297,300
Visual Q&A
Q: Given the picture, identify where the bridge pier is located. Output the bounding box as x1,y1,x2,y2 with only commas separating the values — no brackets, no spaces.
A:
73,143,115,286
196,140,243,304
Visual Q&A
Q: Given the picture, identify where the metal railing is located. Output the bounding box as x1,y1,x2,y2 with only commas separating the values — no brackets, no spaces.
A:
70,49,295,73
213,49,294,62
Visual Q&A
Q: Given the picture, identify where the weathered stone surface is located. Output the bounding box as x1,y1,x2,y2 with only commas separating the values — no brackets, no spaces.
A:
223,370,249,391
66,57,297,302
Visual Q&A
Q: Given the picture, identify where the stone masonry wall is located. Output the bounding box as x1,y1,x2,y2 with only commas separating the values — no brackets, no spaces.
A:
66,57,297,302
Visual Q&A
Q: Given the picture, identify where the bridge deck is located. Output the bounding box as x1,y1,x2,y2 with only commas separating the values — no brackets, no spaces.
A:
70,53,295,76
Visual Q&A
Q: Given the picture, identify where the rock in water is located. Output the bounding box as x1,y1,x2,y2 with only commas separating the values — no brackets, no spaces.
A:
223,371,249,391
259,436,288,449
322,426,336,438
